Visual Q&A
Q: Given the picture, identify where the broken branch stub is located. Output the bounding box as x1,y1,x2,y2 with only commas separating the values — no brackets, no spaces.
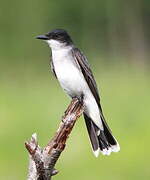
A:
25,98,84,180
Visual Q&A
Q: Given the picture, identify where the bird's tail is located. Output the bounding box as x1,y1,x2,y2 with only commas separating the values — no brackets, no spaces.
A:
84,113,120,157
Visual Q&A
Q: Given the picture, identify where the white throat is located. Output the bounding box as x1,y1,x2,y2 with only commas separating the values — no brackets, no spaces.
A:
46,39,72,51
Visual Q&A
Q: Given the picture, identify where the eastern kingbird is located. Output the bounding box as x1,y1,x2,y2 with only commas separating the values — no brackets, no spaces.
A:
36,29,120,157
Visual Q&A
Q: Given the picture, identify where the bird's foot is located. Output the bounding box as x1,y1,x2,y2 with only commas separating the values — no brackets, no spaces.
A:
77,94,84,104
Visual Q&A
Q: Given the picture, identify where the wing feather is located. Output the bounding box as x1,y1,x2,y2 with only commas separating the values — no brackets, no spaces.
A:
50,56,57,78
72,47,113,132
72,47,101,108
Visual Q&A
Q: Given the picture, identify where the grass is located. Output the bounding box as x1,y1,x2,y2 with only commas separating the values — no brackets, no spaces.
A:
0,59,150,179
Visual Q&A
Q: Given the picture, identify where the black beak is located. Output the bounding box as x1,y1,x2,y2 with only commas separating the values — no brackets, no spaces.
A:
36,35,48,40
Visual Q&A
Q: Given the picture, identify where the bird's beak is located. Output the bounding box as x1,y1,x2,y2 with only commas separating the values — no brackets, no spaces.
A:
36,35,48,40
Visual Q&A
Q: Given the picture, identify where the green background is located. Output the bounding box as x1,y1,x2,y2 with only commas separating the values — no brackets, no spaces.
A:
0,0,150,179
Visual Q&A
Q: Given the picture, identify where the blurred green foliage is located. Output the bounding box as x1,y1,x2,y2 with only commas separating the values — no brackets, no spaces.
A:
0,0,150,179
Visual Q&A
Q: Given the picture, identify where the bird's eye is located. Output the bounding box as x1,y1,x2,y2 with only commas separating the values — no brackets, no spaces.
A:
54,34,59,39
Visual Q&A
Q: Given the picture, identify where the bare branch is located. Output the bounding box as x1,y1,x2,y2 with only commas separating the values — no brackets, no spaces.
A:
25,98,84,180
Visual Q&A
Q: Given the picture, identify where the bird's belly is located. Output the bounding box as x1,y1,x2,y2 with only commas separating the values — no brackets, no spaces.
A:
53,59,87,97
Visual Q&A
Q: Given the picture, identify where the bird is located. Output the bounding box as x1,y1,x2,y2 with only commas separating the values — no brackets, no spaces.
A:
36,29,120,157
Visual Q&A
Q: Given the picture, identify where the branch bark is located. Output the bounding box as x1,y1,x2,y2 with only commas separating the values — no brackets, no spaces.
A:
25,98,84,180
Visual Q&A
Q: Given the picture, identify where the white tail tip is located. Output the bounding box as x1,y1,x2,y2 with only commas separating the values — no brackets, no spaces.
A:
93,148,100,157
101,143,120,156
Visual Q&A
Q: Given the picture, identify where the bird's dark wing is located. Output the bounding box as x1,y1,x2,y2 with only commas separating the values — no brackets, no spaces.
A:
72,47,101,108
72,48,117,153
50,56,57,78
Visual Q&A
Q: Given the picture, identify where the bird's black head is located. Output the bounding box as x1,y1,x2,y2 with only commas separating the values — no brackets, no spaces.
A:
36,29,73,45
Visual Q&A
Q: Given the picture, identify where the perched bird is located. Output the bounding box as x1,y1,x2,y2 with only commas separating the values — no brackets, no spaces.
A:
36,29,120,157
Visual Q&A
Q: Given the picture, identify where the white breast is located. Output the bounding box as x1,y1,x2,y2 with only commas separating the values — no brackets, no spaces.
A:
50,44,103,129
52,47,88,97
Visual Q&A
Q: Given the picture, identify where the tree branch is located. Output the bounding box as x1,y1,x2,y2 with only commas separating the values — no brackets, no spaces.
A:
25,98,84,180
